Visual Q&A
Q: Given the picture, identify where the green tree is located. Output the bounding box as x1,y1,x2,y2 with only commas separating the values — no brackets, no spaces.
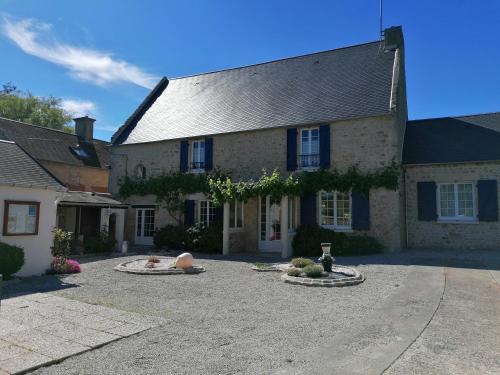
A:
0,83,74,133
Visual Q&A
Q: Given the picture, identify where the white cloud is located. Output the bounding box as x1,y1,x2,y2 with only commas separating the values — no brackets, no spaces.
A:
60,99,96,117
2,16,159,89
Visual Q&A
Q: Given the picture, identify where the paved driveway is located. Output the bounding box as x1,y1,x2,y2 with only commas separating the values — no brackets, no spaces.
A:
2,250,499,374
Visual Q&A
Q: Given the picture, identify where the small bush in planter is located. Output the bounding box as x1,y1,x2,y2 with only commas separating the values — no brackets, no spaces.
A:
0,242,24,279
291,257,314,268
287,268,302,277
147,255,160,263
303,264,324,278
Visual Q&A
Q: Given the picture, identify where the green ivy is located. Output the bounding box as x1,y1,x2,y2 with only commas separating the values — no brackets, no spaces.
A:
119,162,400,210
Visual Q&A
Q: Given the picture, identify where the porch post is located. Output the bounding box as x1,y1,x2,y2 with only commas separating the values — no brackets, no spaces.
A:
222,202,230,255
280,196,289,259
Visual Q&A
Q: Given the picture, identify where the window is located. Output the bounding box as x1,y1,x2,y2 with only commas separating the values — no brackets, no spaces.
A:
299,128,320,168
438,183,476,220
135,164,146,179
196,200,216,226
229,200,244,229
3,201,40,235
319,191,351,229
191,140,205,170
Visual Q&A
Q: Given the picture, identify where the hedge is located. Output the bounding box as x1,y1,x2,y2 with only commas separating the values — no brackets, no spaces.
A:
154,222,223,254
292,225,383,257
0,242,25,279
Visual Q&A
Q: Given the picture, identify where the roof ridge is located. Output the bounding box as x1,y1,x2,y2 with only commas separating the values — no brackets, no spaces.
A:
409,111,500,123
169,41,383,81
0,116,109,143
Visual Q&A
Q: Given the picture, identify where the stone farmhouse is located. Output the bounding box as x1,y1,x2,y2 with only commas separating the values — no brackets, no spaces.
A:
109,25,500,255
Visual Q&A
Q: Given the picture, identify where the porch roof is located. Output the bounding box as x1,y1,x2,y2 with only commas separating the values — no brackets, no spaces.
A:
59,191,128,208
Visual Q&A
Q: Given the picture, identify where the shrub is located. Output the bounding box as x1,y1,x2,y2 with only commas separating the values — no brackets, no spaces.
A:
50,257,81,274
291,257,314,268
303,264,324,278
51,228,73,258
147,255,160,263
185,222,222,253
84,231,116,254
287,268,302,277
292,225,383,257
0,242,24,279
153,225,186,250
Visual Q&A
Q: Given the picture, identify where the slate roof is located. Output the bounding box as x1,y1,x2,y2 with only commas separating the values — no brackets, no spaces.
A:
0,139,65,191
0,117,110,168
59,191,127,208
403,112,500,165
113,41,398,145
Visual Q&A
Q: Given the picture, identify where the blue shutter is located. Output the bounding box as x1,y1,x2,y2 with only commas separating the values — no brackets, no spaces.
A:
319,124,331,169
478,180,498,222
300,192,317,225
204,138,213,171
417,181,437,221
180,140,189,172
184,200,195,226
352,192,370,230
287,128,298,171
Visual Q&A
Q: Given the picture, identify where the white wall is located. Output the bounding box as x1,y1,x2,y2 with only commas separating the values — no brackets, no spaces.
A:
0,186,60,276
100,207,126,251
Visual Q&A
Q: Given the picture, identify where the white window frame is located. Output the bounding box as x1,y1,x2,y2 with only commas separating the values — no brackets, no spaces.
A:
191,139,206,173
299,127,320,170
196,200,216,227
437,182,477,222
229,200,244,230
318,190,352,231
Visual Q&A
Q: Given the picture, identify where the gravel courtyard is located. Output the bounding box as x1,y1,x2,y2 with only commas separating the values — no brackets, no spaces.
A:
3,250,500,374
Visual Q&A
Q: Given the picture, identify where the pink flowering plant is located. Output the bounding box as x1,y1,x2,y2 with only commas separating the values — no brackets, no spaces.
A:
50,256,81,274
50,229,81,274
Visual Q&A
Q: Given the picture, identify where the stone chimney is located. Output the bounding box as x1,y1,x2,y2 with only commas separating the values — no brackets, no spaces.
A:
74,116,95,142
384,26,404,51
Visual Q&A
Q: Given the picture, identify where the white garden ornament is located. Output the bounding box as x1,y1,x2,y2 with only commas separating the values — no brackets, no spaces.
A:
175,252,194,269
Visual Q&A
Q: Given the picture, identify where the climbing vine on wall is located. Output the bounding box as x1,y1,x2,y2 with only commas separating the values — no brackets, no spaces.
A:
119,162,400,211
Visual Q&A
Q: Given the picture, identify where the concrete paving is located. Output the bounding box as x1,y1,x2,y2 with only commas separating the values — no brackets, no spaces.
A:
385,266,500,375
0,293,161,374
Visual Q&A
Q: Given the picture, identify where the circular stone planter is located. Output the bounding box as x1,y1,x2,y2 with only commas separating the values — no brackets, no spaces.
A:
114,257,205,275
281,265,364,287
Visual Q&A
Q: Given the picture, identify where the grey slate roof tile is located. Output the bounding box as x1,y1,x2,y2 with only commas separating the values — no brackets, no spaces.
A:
59,191,126,207
114,42,396,145
0,140,65,191
0,117,110,168
403,112,500,165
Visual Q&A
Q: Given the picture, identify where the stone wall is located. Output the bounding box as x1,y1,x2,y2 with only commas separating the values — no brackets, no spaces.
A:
42,160,109,193
405,162,500,249
110,113,405,250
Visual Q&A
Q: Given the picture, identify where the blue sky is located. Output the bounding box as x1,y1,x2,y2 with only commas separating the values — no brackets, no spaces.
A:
1,0,499,141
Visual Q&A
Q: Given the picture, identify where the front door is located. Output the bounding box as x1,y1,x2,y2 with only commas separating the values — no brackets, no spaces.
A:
135,208,155,246
259,196,282,252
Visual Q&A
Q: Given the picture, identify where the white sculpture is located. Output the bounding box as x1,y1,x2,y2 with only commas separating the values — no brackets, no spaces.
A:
175,252,194,269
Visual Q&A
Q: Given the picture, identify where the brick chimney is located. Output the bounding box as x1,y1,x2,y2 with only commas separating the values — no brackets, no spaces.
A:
74,116,95,142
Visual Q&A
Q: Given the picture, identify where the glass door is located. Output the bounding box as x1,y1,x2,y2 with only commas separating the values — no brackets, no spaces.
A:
259,196,282,252
135,208,155,245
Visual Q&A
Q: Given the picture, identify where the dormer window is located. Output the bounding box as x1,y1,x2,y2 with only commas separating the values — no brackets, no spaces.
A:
135,164,146,179
191,139,205,171
299,128,320,169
